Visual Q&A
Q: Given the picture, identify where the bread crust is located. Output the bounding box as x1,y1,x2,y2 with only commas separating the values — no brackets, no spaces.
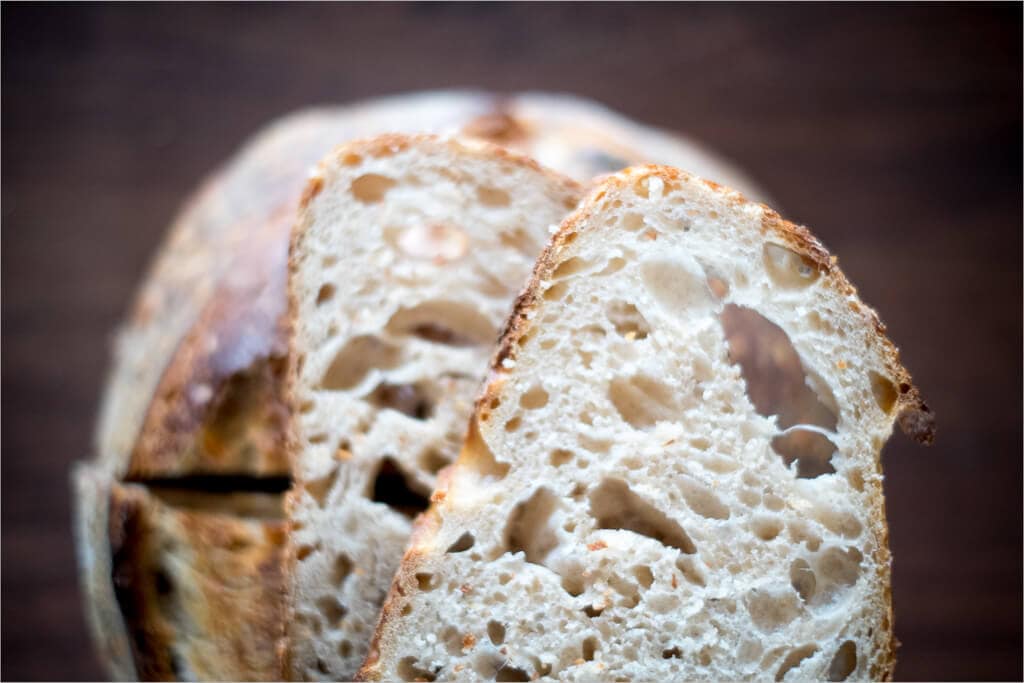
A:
108,482,288,681
359,166,932,682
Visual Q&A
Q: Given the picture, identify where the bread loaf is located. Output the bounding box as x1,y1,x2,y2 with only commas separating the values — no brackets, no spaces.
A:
359,167,933,682
72,91,770,680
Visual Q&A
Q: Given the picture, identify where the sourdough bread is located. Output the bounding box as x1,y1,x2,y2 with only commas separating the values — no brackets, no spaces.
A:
359,167,932,682
285,134,582,679
75,91,770,681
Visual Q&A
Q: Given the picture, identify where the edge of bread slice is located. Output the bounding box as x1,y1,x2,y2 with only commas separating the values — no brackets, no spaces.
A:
359,166,932,682
284,134,582,679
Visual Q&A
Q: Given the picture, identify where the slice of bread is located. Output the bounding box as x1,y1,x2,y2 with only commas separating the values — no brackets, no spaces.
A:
359,167,933,682
285,134,582,679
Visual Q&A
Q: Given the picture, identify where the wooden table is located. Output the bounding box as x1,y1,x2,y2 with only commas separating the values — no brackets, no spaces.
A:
2,4,1020,680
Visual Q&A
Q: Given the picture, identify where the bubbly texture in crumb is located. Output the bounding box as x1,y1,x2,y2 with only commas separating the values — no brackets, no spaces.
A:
360,167,931,682
285,134,581,679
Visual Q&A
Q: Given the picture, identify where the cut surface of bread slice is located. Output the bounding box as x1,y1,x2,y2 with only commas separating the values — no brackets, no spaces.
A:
286,134,582,679
107,482,287,681
359,167,933,682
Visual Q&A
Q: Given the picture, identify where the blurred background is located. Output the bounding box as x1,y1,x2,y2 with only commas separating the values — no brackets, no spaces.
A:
2,3,1021,680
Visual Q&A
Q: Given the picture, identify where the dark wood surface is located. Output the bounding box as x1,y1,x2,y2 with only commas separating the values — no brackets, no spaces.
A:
2,4,1021,680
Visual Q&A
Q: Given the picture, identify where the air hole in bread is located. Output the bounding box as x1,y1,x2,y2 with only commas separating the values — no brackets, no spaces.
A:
388,222,469,262
746,588,801,632
419,448,450,475
640,258,712,314
295,543,319,562
751,515,785,541
764,243,821,289
446,532,475,553
771,645,817,681
662,646,682,659
368,381,434,420
763,491,785,511
495,664,530,682
369,457,429,518
561,569,585,597
589,478,696,554
608,374,679,429
476,185,511,207
789,558,816,602
606,301,650,340
415,572,440,591
338,640,352,659
543,281,570,302
788,520,822,552
817,546,862,588
549,449,574,467
316,657,329,675
504,487,561,566
520,385,549,410
386,300,493,347
597,256,627,276
869,371,898,415
814,507,863,539
675,555,706,586
320,335,400,390
397,656,436,682
487,620,506,645
504,416,522,432
317,595,347,625
847,468,865,492
462,419,509,480
614,210,642,231
332,553,352,586
827,640,857,681
679,475,730,519
499,227,539,257
582,636,598,661
552,257,592,280
306,466,338,508
583,602,605,618
722,305,838,430
308,433,328,445
315,283,336,305
771,429,838,478
706,272,730,300
738,488,761,508
608,573,641,608
351,173,397,203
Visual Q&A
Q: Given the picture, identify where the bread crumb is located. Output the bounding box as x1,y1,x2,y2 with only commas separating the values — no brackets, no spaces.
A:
588,540,607,551
462,633,476,649
431,490,447,504
460,584,473,594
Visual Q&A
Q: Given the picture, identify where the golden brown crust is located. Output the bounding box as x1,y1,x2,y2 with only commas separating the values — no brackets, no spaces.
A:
127,208,292,480
109,483,288,681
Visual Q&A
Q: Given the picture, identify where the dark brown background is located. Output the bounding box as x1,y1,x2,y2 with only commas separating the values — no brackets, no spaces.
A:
2,3,1021,680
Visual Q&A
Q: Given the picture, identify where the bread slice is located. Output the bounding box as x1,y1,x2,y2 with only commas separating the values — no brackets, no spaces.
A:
359,167,933,682
107,481,287,680
285,134,582,679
